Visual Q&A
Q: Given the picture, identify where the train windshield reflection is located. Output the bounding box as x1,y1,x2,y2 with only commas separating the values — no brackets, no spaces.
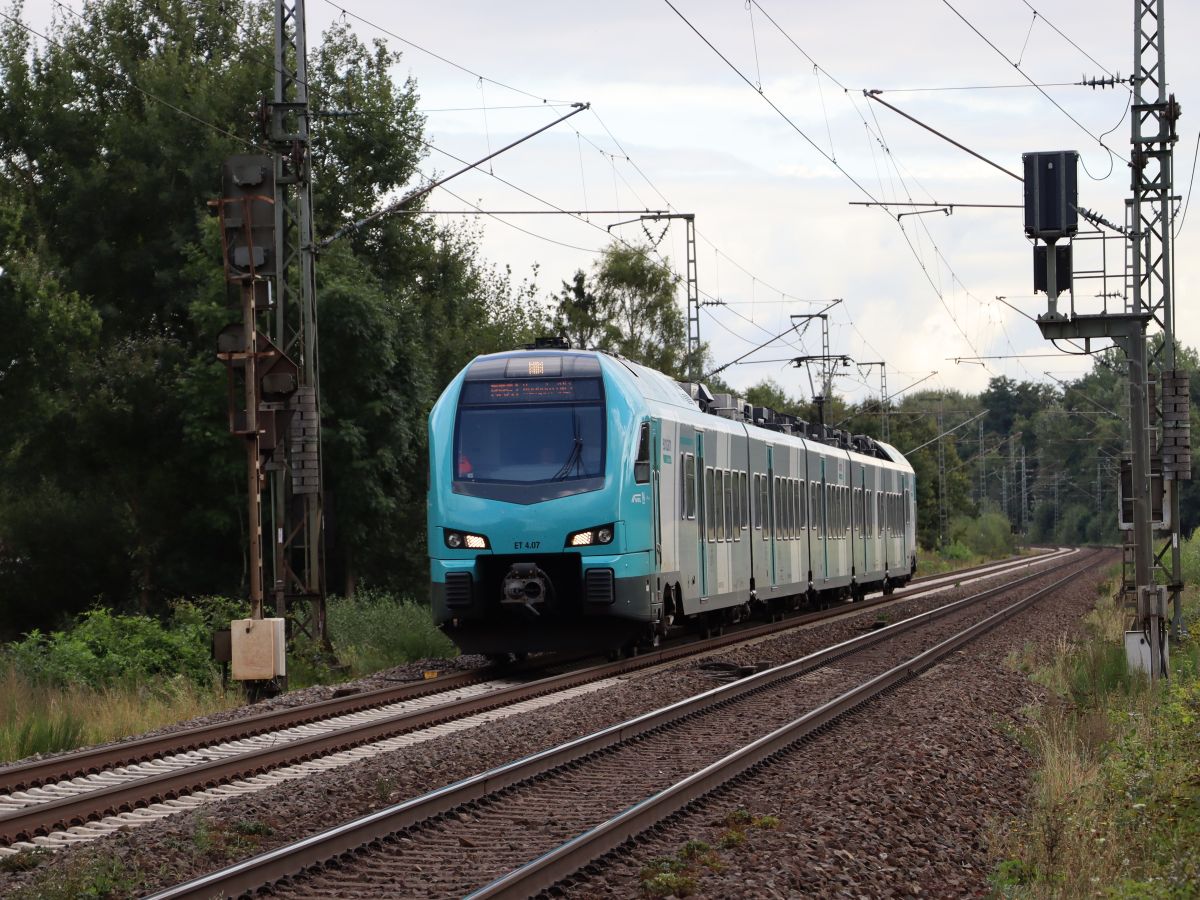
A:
455,404,605,483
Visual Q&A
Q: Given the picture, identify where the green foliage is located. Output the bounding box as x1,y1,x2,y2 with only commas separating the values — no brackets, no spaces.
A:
723,807,753,828
949,511,1015,557
941,540,973,561
639,857,696,898
743,379,805,417
0,0,559,631
717,828,745,849
327,589,458,676
990,566,1200,894
7,850,140,900
5,605,218,690
555,242,703,379
0,849,48,873
0,703,85,761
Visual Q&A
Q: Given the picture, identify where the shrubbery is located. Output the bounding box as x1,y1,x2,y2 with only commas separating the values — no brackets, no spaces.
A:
327,589,458,676
948,511,1015,557
5,603,221,690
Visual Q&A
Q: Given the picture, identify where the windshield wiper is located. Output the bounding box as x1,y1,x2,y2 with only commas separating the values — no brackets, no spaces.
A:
552,410,585,481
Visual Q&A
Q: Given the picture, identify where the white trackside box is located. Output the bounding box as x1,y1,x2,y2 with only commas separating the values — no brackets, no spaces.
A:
231,618,287,681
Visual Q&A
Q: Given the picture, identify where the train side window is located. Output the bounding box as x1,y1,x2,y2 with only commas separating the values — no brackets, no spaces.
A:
904,489,910,526
760,475,770,540
734,475,744,532
683,454,696,520
787,482,796,540
731,471,740,539
705,467,716,542
778,479,786,539
798,480,806,529
784,480,793,538
714,469,725,542
634,422,651,484
772,478,780,539
783,478,791,539
752,474,760,529
720,472,729,542
731,471,739,539
787,479,796,539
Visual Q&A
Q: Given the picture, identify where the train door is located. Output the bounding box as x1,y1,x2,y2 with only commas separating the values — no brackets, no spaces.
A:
676,425,699,609
650,418,662,568
820,456,829,584
766,445,777,590
697,431,709,597
856,466,867,580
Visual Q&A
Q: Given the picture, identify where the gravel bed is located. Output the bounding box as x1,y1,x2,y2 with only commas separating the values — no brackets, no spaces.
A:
268,566,1066,897
0,553,1098,897
565,551,1116,899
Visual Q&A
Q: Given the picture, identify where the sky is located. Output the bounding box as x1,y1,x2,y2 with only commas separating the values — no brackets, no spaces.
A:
16,0,1200,407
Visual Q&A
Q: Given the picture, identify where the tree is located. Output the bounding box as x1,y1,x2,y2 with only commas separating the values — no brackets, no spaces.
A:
0,0,552,633
743,379,806,417
555,241,702,379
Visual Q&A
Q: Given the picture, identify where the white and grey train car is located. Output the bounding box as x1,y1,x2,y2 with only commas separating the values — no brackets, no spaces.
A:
639,365,918,627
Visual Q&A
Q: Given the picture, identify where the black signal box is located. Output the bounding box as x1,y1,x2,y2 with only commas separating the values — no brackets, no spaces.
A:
1023,151,1078,240
1034,244,1072,294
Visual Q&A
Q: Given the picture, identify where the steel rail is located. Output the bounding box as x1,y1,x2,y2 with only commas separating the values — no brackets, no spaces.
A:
467,553,1102,899
0,669,496,794
0,549,1055,797
144,549,1096,900
0,549,1069,843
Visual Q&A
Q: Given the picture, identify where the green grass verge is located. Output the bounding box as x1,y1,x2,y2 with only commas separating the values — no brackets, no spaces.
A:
990,567,1200,896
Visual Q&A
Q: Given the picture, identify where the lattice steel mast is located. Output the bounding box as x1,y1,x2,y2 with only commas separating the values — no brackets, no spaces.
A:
268,0,325,641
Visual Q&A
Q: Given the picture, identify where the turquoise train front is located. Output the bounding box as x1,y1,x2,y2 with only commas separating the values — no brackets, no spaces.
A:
428,347,662,655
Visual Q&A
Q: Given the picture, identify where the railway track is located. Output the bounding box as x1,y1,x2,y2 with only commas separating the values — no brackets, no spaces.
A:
0,549,1072,852
145,548,1103,899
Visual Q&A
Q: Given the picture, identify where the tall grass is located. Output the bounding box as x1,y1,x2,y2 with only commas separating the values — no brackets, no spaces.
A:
0,665,235,763
326,589,458,677
990,569,1200,895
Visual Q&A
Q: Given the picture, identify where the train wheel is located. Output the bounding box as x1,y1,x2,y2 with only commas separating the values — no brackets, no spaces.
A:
882,577,894,596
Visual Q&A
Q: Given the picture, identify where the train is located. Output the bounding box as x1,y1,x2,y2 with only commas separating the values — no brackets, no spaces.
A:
427,341,917,657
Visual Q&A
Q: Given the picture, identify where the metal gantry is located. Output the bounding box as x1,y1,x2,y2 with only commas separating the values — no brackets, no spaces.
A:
1127,0,1187,641
269,0,326,642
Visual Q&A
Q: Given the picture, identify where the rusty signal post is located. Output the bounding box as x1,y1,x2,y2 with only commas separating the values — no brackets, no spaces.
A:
214,155,297,687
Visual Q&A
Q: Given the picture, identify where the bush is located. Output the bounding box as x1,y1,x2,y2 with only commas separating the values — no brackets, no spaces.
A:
950,511,1015,557
327,589,457,675
942,540,974,561
5,604,219,690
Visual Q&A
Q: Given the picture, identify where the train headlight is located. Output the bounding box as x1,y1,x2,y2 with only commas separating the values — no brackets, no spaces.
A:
566,524,615,548
445,530,489,550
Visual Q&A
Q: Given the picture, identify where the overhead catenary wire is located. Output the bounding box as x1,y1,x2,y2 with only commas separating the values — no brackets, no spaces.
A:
741,1,994,374
317,1,823,332
938,0,1126,177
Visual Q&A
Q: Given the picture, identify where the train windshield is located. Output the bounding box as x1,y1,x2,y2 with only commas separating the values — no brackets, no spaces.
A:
455,378,605,484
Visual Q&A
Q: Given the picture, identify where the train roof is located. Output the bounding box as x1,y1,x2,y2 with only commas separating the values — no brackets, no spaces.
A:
464,344,909,467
